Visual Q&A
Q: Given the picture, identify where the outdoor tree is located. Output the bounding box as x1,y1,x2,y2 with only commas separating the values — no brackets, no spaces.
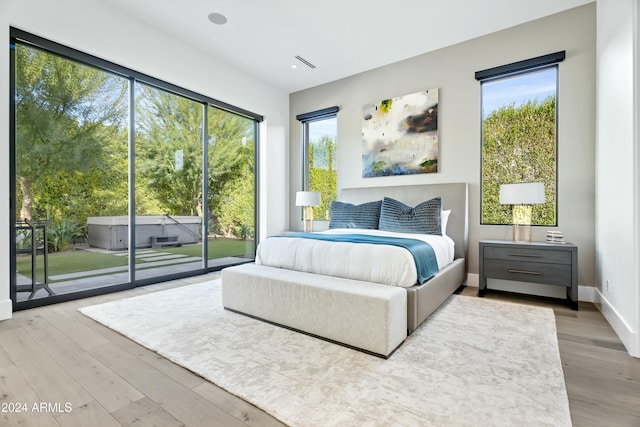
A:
16,44,256,245
36,130,129,222
482,96,556,225
208,108,255,237
135,86,204,216
215,140,255,238
135,90,255,237
15,45,128,223
309,135,336,220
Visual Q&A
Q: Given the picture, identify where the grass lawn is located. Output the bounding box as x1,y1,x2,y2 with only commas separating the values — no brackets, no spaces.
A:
163,238,254,258
16,238,253,282
17,251,128,282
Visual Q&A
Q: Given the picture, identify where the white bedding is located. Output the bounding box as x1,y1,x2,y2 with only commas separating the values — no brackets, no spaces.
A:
255,229,455,288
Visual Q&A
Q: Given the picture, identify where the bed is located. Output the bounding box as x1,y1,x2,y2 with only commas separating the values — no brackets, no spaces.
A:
222,183,468,357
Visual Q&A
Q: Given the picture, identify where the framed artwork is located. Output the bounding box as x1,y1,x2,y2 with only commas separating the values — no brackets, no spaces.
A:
362,89,439,177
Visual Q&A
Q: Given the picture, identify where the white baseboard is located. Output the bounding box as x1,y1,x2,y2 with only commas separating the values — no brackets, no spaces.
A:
0,298,13,321
594,289,639,358
465,273,595,302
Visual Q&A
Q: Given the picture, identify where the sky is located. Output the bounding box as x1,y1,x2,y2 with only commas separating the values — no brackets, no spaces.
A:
482,67,557,118
308,117,337,142
307,117,337,169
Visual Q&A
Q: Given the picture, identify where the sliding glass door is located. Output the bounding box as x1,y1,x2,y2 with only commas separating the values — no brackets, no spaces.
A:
134,84,205,281
10,28,261,309
14,43,130,302
206,106,256,267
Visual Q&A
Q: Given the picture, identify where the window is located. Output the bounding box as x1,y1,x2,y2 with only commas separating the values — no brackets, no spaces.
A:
297,107,339,220
10,28,261,308
476,52,564,225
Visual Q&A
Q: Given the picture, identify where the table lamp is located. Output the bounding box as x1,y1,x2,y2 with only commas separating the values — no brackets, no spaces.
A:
499,182,545,241
296,191,321,232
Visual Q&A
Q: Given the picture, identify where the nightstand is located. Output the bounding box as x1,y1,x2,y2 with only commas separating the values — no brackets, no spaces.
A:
478,240,578,310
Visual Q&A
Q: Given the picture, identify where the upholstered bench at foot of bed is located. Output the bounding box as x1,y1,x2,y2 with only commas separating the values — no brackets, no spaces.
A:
221,263,407,358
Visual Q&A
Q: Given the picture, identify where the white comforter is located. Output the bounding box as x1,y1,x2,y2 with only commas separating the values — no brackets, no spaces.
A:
255,229,455,288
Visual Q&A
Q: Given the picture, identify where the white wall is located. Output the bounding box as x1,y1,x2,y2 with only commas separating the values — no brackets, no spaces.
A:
0,0,10,321
0,0,290,320
595,0,640,357
289,5,596,294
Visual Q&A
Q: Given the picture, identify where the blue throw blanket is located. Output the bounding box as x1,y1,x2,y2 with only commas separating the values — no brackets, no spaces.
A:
274,232,438,284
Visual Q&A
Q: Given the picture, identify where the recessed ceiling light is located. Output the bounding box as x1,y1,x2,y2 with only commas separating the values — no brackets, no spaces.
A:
291,64,298,69
208,12,227,25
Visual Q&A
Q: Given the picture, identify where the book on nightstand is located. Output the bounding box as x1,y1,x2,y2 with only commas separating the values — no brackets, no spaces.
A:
546,230,566,244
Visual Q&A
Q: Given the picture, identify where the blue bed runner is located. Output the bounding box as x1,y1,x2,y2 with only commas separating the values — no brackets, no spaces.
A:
274,232,438,284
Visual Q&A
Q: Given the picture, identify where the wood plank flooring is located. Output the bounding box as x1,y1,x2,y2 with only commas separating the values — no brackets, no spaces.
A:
1,275,639,426
458,287,640,427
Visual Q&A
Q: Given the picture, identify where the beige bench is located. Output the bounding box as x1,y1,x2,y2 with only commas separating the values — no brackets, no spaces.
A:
221,263,407,358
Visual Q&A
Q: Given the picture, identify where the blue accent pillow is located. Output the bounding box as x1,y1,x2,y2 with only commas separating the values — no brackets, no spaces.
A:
378,197,442,235
329,200,382,229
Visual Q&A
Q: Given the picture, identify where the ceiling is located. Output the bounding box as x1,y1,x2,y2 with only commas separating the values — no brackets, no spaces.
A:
102,0,593,94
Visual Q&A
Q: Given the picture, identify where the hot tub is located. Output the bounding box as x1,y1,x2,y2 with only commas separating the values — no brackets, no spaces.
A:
87,215,201,251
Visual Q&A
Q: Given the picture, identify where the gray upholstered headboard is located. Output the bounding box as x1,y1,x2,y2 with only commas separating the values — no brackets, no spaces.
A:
339,183,469,260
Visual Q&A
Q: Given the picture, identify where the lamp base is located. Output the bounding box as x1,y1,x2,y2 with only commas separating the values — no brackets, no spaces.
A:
512,224,532,242
511,205,533,241
303,206,314,232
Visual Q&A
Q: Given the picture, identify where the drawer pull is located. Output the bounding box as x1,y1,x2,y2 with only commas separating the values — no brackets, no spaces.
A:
508,269,541,275
509,253,542,258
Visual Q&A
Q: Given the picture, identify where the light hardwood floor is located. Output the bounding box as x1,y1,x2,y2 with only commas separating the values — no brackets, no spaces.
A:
458,287,640,427
1,275,639,427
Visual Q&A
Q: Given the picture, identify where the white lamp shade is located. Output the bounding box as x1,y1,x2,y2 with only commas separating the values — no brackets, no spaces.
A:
499,182,545,205
295,191,321,207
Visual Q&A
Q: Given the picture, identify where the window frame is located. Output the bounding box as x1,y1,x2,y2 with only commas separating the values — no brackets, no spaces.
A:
10,28,263,122
296,106,339,220
9,27,262,310
476,51,565,226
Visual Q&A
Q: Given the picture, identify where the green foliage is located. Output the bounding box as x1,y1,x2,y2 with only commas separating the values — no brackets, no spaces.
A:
207,108,255,238
135,93,255,239
238,224,251,240
135,86,204,216
309,135,336,220
482,97,557,225
214,142,255,238
15,44,128,223
16,44,255,242
47,219,85,252
15,229,32,251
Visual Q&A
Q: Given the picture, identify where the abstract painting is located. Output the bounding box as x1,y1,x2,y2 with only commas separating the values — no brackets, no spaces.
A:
362,89,439,177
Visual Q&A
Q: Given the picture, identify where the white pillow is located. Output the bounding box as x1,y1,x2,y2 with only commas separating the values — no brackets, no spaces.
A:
441,210,451,235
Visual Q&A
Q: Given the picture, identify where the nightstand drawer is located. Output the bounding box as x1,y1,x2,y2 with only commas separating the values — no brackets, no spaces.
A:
484,246,572,265
483,259,572,287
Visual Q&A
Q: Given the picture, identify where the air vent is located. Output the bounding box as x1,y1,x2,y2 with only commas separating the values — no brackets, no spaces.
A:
294,55,316,69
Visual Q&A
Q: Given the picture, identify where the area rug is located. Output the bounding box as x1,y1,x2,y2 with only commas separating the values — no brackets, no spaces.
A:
80,280,571,427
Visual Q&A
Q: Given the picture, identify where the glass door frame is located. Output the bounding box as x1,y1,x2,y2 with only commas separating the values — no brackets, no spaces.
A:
9,28,261,310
